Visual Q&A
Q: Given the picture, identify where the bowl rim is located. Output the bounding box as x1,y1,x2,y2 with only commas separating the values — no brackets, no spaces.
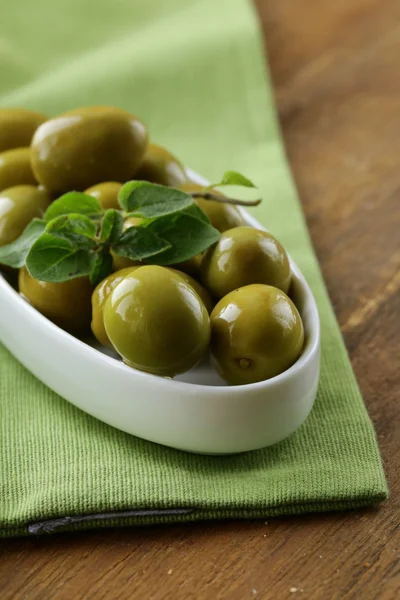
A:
0,169,320,396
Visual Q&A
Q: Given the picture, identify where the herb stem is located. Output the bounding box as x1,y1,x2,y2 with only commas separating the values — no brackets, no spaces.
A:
190,192,261,207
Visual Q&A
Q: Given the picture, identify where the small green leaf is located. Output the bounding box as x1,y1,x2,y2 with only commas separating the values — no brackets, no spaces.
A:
210,170,256,189
26,233,95,282
0,218,46,269
90,250,113,286
46,214,97,246
100,210,124,244
112,226,171,261
183,202,211,224
44,192,103,221
145,213,220,265
119,181,193,218
118,180,149,207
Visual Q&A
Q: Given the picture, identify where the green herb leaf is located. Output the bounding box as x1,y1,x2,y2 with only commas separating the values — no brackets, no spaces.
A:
46,214,97,246
145,213,220,265
44,192,103,221
100,209,124,244
183,202,211,224
119,181,193,218
210,170,256,189
90,250,113,286
0,218,46,269
26,233,96,282
112,226,171,261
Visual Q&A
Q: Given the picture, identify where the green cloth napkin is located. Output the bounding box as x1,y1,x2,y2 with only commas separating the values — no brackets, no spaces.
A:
0,0,387,537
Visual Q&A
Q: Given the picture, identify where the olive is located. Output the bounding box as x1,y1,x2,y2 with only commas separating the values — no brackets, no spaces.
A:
0,108,47,152
92,266,212,348
179,182,245,232
172,254,203,280
135,143,187,187
0,147,37,191
19,267,93,334
85,181,122,210
31,106,148,193
168,268,214,314
103,266,210,377
0,185,51,247
111,216,143,271
37,184,58,202
201,226,291,299
210,285,304,385
91,266,140,347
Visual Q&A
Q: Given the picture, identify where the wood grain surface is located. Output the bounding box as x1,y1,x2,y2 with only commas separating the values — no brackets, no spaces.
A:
1,1,399,598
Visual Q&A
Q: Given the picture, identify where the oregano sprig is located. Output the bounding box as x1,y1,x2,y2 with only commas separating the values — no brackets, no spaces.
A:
0,170,261,286
196,170,261,206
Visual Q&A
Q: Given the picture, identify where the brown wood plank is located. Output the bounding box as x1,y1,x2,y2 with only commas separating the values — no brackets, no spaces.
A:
1,1,399,598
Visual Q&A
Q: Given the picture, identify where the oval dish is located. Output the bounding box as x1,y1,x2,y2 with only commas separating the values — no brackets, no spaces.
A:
0,169,320,454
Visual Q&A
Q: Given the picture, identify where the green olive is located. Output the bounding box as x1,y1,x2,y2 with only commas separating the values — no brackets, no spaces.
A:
0,147,37,191
179,182,245,232
135,143,187,187
112,216,143,271
0,109,47,152
37,184,58,202
91,266,140,347
19,267,93,334
0,185,51,247
172,254,203,279
85,181,122,210
201,226,291,299
31,106,148,193
91,265,211,348
210,284,304,385
168,268,214,314
104,266,210,377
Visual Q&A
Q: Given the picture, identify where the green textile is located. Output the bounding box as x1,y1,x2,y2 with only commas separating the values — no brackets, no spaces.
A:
0,0,387,537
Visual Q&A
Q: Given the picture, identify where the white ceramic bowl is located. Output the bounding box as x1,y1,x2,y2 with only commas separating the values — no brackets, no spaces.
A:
0,170,320,454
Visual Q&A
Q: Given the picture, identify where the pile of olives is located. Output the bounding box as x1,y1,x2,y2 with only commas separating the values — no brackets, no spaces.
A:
0,107,304,385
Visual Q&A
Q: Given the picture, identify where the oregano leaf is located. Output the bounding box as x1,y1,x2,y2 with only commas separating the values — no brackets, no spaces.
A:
44,192,103,221
90,250,113,286
100,209,124,244
145,213,220,265
0,218,46,269
210,170,256,189
182,202,211,224
26,233,96,282
119,181,193,218
46,214,97,246
112,226,171,261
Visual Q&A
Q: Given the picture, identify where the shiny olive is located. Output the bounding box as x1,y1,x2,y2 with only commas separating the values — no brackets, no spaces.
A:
210,284,304,385
104,266,210,377
91,265,211,347
168,268,214,314
91,266,140,347
135,143,187,187
85,181,122,210
31,106,148,193
179,182,245,232
201,226,291,299
19,267,93,334
0,147,37,191
37,184,58,202
112,216,143,271
0,185,51,247
0,108,47,152
172,253,203,279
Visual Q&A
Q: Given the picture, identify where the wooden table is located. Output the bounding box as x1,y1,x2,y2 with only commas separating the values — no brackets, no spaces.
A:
1,1,399,597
